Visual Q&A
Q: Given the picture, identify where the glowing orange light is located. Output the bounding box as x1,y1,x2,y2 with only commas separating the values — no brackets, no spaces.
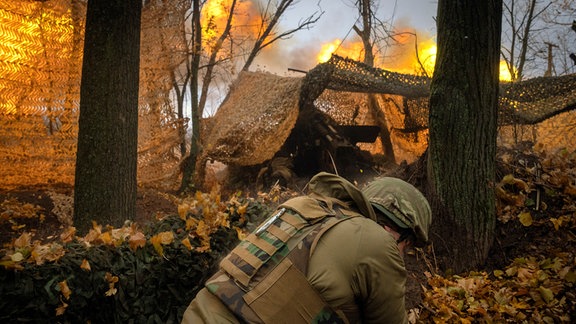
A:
317,39,341,63
499,61,514,82
201,0,260,49
317,39,366,64
416,40,436,75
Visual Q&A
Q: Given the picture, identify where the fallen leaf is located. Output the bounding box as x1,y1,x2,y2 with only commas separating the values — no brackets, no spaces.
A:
181,237,193,250
518,212,533,226
10,252,24,262
13,232,32,248
58,280,71,300
150,235,163,256
150,231,174,256
104,272,119,297
55,300,68,316
80,258,91,271
538,286,554,303
563,271,576,283
564,183,576,197
59,227,76,243
128,232,146,251
157,231,174,244
549,218,562,230
237,203,247,215
178,203,190,220
99,232,113,245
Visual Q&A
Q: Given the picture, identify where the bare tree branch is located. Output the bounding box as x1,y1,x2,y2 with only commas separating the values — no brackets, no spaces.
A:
241,0,322,71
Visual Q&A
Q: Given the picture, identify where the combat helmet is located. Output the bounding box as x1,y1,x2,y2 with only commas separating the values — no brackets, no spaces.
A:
362,177,431,247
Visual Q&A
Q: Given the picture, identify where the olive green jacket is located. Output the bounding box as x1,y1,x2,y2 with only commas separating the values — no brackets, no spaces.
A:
182,173,408,323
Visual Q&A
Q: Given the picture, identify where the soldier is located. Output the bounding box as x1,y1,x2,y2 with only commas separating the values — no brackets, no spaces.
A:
182,172,432,324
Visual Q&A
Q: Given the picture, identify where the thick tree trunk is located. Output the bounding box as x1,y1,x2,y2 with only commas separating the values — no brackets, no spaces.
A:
74,0,141,234
428,0,502,272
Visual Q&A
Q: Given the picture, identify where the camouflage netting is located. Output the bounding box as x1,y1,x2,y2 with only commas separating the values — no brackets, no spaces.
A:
200,71,302,166
204,55,576,165
0,0,188,189
316,55,576,127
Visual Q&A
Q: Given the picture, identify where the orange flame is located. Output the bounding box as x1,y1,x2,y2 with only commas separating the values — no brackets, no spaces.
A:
201,0,258,48
317,39,366,63
317,36,436,76
317,36,513,82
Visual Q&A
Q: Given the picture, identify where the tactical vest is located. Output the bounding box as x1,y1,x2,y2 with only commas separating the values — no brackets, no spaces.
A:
205,194,363,324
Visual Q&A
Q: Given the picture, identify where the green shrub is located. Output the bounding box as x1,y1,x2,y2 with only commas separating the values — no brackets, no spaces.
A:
0,196,271,323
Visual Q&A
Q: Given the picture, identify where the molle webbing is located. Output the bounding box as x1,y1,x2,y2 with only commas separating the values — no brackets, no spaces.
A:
220,208,309,288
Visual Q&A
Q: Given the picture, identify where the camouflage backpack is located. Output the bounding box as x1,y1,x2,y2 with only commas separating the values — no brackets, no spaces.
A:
205,173,375,323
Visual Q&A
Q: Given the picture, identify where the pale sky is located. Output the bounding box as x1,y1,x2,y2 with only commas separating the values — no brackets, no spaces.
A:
252,0,438,75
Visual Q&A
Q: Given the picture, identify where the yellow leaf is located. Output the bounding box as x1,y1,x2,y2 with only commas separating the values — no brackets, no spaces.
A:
128,232,146,251
196,220,208,238
150,231,174,256
104,272,119,296
237,203,247,215
511,300,530,309
518,212,533,226
55,300,68,316
185,217,197,230
80,259,91,271
83,228,100,244
150,235,164,256
181,237,193,251
158,231,174,244
58,280,71,300
178,203,189,220
99,232,113,245
235,227,247,241
549,217,562,230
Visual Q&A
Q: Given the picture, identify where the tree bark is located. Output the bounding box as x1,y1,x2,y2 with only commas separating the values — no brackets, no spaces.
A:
428,0,502,272
353,0,395,162
180,0,202,192
74,0,142,234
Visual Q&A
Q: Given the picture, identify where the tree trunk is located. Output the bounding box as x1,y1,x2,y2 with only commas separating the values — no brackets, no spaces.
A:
354,0,395,162
180,0,202,192
428,0,502,272
74,0,142,234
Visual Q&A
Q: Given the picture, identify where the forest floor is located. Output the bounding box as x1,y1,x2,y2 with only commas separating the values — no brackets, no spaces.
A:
1,144,575,321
